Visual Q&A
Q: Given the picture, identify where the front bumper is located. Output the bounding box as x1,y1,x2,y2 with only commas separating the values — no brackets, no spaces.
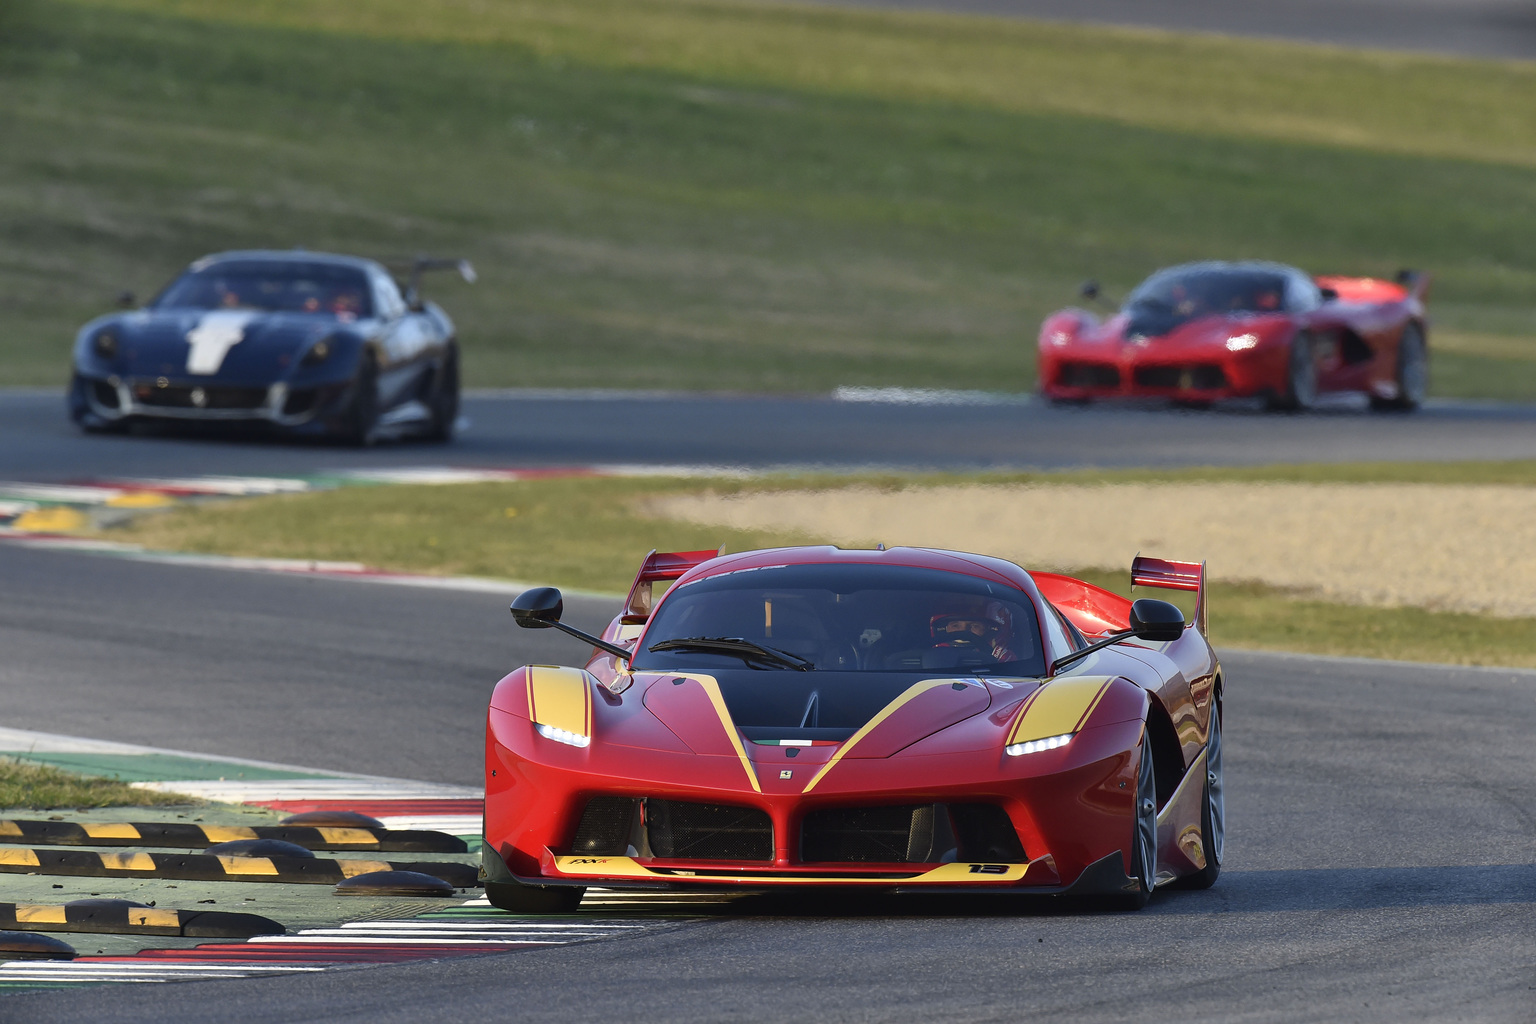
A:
484,709,1147,894
72,373,347,430
480,841,1142,898
1039,345,1286,402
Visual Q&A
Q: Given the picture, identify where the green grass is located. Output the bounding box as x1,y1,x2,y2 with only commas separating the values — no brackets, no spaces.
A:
2,0,1535,394
101,465,1536,668
0,758,197,810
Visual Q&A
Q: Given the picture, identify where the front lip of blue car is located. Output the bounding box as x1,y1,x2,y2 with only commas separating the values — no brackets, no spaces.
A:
72,313,362,427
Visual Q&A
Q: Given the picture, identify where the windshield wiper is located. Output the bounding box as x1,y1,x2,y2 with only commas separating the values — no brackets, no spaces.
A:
647,636,814,671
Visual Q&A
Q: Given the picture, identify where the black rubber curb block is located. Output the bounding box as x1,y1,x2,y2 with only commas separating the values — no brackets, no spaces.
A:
0,848,478,887
0,819,467,853
0,900,284,938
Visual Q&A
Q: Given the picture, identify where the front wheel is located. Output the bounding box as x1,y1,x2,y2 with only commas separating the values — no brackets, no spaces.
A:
1370,322,1427,412
334,351,379,446
485,879,585,914
423,342,459,443
1119,732,1158,909
1267,331,1317,412
1176,699,1224,889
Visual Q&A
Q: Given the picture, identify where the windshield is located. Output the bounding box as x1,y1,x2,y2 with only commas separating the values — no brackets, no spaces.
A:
635,563,1046,676
154,261,373,317
1123,266,1287,337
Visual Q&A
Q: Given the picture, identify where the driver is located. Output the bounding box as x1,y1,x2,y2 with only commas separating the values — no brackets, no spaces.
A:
928,600,1017,663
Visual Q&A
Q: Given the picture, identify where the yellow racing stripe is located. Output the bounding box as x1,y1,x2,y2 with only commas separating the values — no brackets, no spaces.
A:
526,666,593,739
802,678,956,794
690,675,761,793
1006,676,1114,745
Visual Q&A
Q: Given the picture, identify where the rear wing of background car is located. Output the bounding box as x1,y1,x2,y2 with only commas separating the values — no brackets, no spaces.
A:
622,549,720,625
1131,555,1206,636
1314,268,1432,306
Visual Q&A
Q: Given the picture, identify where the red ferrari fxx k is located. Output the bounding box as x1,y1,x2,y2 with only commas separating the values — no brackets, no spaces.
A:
1038,261,1430,410
482,546,1224,910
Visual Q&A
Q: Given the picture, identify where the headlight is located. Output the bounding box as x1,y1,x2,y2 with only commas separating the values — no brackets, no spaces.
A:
93,332,118,358
536,723,590,748
1006,732,1073,756
301,339,332,366
1225,333,1259,352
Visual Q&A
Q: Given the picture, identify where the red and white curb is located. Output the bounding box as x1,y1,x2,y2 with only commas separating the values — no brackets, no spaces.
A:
0,907,660,985
0,727,482,836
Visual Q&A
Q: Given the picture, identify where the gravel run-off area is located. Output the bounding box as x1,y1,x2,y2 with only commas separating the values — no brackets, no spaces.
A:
650,482,1536,617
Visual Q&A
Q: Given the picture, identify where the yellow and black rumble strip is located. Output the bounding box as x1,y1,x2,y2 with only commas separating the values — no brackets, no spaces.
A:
0,848,477,887
0,901,283,939
0,819,465,853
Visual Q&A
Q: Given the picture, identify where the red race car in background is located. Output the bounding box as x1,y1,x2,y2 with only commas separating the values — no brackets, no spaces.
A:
1038,261,1430,411
482,546,1224,911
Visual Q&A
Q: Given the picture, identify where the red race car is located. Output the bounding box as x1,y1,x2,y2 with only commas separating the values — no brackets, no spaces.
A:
1038,261,1430,410
482,546,1224,910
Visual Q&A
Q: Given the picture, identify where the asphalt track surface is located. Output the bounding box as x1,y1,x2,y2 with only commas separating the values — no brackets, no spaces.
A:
5,389,1536,479
4,542,1534,1022
798,0,1536,60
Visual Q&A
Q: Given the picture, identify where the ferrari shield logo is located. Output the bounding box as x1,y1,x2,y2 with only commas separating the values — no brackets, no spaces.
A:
779,769,793,779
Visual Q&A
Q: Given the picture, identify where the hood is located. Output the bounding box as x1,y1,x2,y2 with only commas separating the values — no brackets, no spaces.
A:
640,669,995,760
1117,310,1289,347
80,310,351,381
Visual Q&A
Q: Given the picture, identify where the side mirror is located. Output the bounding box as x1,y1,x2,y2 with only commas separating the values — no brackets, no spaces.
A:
1128,598,1185,642
1078,279,1100,301
511,587,563,629
116,291,136,309
1318,286,1339,302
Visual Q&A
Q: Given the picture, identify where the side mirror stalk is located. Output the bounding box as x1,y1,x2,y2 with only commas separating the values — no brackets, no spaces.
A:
1048,598,1186,675
510,587,632,661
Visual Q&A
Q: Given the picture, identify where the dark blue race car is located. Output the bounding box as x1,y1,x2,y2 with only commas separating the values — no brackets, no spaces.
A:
68,250,472,443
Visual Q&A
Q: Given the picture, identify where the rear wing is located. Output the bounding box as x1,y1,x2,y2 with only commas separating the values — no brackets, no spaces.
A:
1131,555,1206,636
622,549,719,625
1314,269,1432,306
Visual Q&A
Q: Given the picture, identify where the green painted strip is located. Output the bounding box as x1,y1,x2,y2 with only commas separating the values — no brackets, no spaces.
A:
0,753,321,782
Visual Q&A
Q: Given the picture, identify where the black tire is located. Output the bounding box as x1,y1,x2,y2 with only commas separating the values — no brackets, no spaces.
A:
1370,321,1427,412
484,879,584,914
1267,330,1318,412
1119,732,1158,910
335,351,379,446
1177,699,1224,890
423,342,459,443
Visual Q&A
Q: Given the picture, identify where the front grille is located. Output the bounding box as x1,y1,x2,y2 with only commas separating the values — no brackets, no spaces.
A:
1133,365,1228,390
645,799,773,862
802,803,1025,864
134,382,269,410
571,796,639,855
1056,362,1120,389
91,380,120,409
802,804,939,863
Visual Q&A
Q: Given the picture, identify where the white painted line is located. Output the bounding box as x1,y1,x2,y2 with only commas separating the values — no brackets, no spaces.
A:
832,386,1033,406
133,778,481,801
376,815,482,833
259,935,569,945
337,921,648,930
0,482,127,503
